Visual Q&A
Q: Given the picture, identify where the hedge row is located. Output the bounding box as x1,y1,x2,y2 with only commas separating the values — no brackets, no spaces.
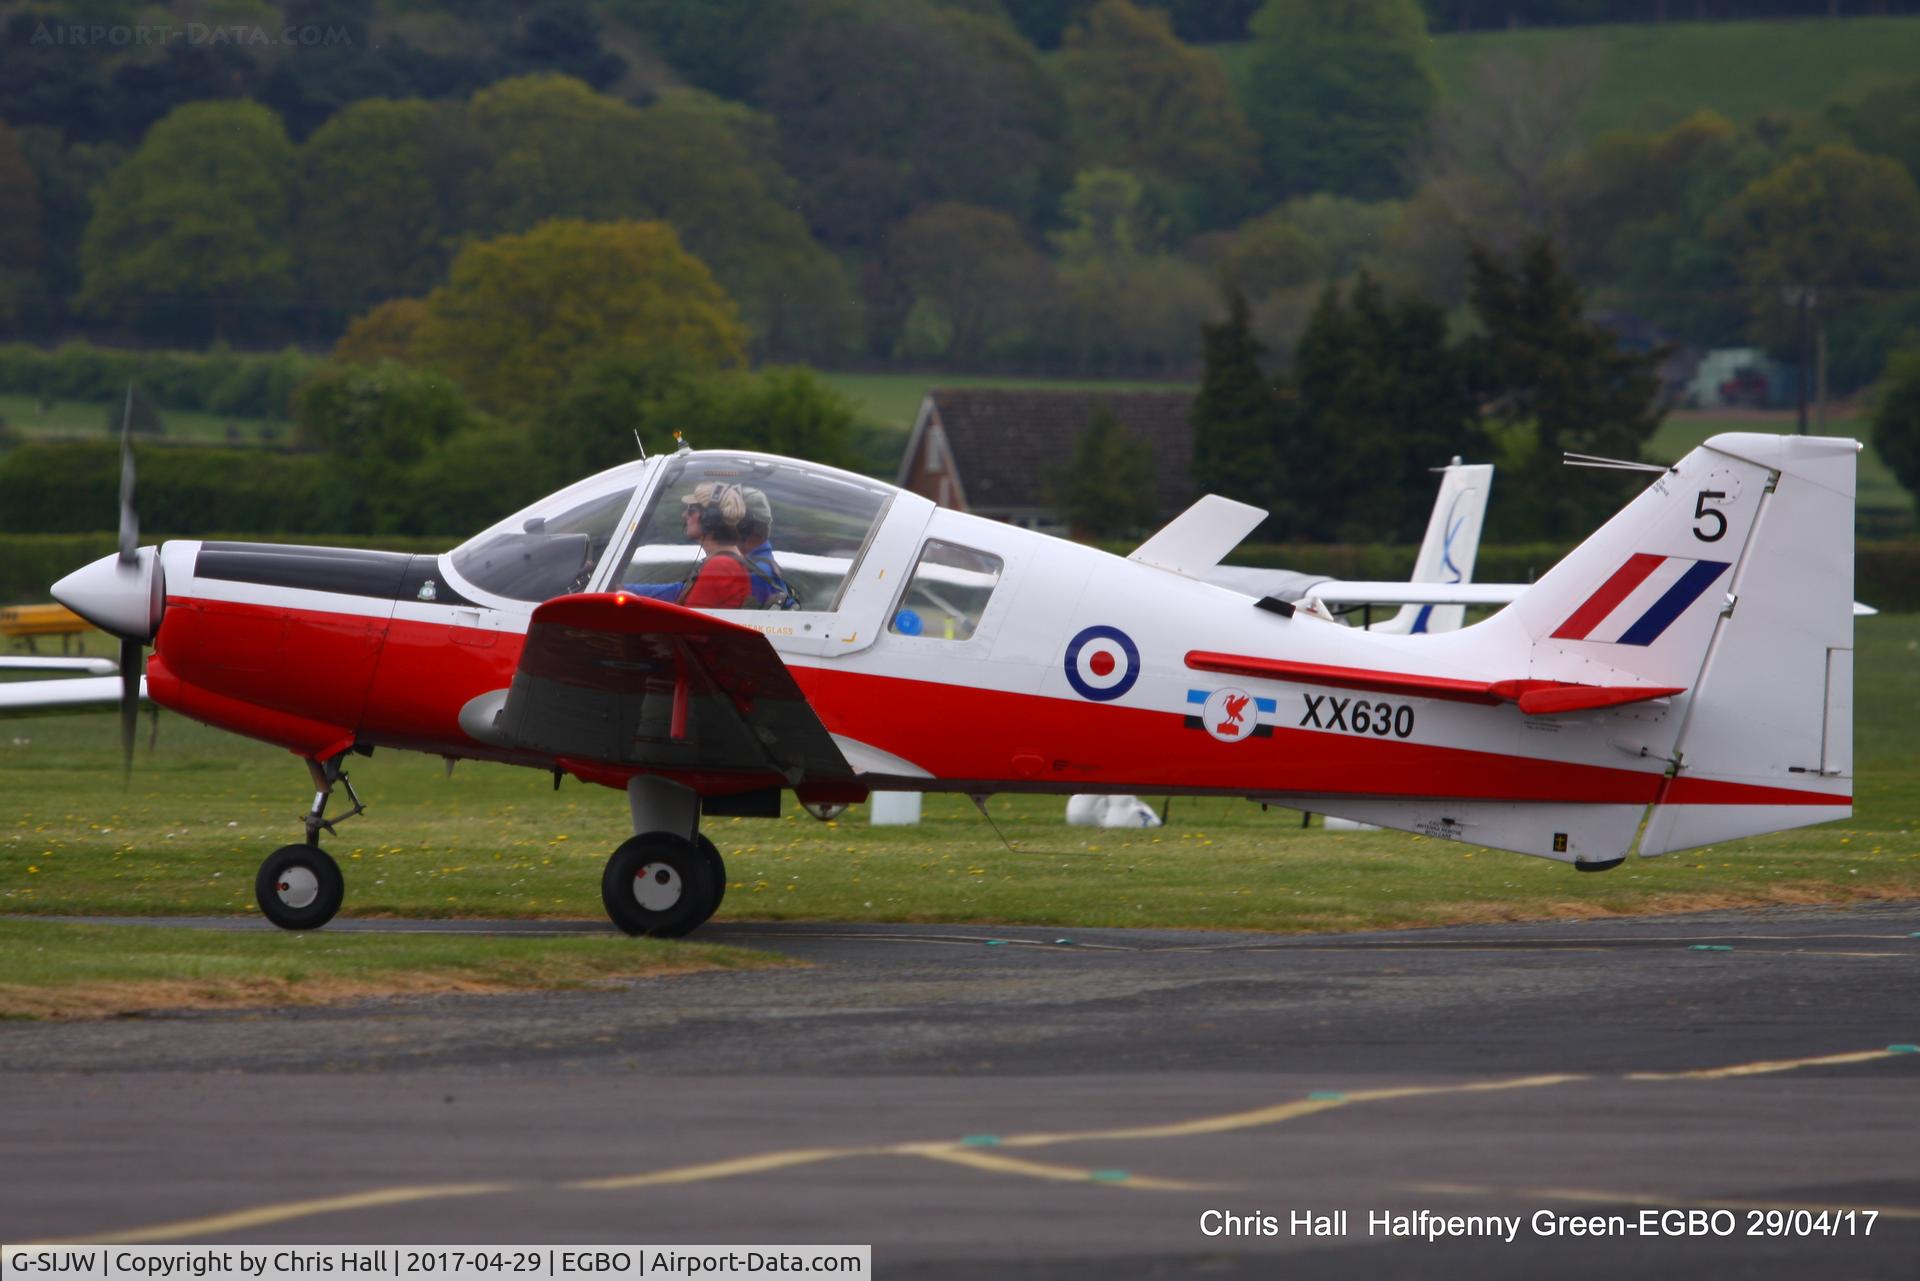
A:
0,441,336,535
0,343,321,421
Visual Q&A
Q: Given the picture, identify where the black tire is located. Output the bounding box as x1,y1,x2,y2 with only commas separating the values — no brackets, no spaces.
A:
601,832,718,937
255,843,344,930
694,833,727,921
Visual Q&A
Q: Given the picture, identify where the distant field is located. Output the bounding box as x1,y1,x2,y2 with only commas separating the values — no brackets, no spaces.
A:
1426,16,1920,140
1215,17,1920,141
0,392,279,446
818,371,1189,433
1655,409,1913,537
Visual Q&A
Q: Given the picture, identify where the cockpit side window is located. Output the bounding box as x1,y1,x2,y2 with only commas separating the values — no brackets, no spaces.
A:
888,541,1003,641
449,484,636,603
615,456,892,612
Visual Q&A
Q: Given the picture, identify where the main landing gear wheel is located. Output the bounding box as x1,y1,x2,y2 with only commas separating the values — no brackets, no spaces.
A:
694,833,727,918
255,843,344,930
602,832,719,938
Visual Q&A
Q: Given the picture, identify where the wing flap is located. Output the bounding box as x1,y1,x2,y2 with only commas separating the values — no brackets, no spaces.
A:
495,593,853,780
1185,651,1682,716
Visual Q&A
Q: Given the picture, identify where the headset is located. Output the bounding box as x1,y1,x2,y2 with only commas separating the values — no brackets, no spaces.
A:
696,483,746,540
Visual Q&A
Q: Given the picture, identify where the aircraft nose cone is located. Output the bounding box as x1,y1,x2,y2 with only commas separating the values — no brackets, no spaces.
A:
52,548,165,641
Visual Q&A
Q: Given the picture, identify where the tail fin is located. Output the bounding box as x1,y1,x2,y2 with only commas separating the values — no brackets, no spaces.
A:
1489,433,1856,854
1371,459,1493,635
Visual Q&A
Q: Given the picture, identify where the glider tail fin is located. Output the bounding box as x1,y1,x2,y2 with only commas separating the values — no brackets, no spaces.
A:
1497,433,1858,854
1371,460,1493,635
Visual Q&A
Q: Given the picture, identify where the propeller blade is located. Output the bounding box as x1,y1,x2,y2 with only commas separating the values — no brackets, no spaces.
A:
119,636,140,780
118,385,138,565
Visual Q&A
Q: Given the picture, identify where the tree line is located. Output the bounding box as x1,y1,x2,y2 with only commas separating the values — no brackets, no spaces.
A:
3,0,1919,389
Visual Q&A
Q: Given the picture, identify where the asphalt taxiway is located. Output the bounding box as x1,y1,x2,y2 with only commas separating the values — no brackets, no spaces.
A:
3,903,1916,1278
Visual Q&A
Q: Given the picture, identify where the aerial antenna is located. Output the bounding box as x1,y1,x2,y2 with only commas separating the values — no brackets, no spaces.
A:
1563,451,1671,475
633,428,647,461
969,793,1018,853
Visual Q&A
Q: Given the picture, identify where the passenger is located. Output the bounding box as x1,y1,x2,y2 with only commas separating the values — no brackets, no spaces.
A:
739,487,799,610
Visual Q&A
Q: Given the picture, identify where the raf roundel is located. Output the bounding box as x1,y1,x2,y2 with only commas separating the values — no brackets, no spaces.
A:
1064,625,1141,702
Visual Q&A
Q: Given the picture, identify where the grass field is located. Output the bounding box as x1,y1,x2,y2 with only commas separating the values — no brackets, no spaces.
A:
3,612,1915,1014
818,371,1188,434
0,392,278,446
1212,16,1920,142
1652,409,1913,537
1425,16,1920,141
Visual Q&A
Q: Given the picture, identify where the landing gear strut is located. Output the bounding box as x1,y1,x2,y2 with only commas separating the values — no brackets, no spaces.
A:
603,777,727,936
254,753,361,930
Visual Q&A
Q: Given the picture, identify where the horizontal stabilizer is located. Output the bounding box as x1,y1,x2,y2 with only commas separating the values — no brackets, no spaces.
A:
1185,651,1681,715
1129,495,1268,579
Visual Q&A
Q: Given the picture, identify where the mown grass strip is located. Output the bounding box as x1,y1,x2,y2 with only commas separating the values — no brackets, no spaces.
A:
0,919,788,1020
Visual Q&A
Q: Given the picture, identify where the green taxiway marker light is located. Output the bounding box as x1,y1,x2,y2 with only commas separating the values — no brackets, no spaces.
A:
960,1135,1002,1147
1307,1091,1347,1101
1054,938,1075,945
1688,944,1733,951
1089,1170,1130,1183
985,939,1008,947
1890,1045,1918,1054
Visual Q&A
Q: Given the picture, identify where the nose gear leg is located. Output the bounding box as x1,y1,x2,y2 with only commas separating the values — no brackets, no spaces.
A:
302,752,366,845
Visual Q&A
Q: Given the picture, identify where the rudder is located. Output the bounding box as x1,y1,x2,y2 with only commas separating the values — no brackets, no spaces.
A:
1636,434,1856,855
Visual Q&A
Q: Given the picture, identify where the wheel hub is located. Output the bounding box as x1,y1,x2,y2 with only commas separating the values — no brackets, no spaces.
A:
276,865,320,909
632,862,683,911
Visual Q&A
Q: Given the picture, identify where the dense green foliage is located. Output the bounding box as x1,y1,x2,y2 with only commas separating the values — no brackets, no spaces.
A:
0,343,317,419
1190,290,1284,522
1242,0,1438,200
0,441,328,535
1874,343,1920,518
2,7,1918,400
1289,271,1483,541
3,5,1920,520
1467,239,1666,539
409,219,747,418
1049,403,1161,536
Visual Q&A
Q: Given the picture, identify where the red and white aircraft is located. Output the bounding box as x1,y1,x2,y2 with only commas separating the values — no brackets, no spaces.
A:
47,434,1857,936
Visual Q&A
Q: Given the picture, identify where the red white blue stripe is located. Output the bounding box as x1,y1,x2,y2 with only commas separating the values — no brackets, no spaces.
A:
1552,553,1731,646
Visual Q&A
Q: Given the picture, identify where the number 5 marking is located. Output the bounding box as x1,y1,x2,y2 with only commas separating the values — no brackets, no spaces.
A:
1693,491,1727,542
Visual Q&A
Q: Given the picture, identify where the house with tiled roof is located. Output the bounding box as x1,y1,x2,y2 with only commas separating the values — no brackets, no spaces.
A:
895,388,1196,531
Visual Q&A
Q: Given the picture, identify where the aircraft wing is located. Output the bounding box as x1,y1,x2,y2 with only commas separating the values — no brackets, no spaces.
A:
1308,582,1525,607
0,657,118,674
1205,566,1524,608
0,674,146,715
480,592,854,783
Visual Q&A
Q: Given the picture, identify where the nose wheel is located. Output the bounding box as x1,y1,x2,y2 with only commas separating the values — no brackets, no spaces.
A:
255,843,345,929
254,751,361,931
602,832,726,937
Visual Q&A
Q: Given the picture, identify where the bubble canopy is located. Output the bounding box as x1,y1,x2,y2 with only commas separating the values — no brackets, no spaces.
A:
446,452,899,609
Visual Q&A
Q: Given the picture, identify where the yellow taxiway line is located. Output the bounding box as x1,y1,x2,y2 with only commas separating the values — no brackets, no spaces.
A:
41,1046,1913,1244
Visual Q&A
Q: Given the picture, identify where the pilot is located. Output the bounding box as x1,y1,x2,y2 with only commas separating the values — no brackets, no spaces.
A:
739,487,799,610
676,481,754,609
